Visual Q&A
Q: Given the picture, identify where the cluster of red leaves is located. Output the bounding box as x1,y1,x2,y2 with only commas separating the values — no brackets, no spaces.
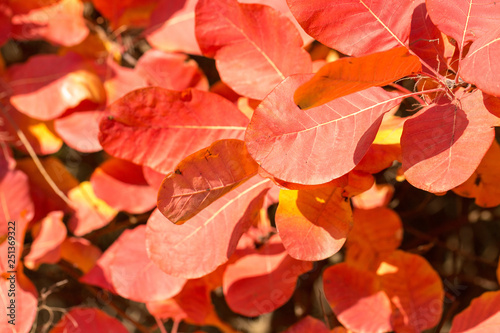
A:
1,0,500,332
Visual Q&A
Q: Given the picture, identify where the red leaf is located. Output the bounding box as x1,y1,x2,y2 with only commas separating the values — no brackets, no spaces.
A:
54,110,103,153
460,27,500,97
24,211,67,270
99,87,249,173
294,47,421,109
275,186,352,261
145,0,202,55
91,0,160,28
378,251,444,332
426,0,500,50
91,157,157,214
351,183,395,209
135,49,208,91
158,139,259,223
245,74,403,185
401,90,500,192
8,53,106,120
283,316,329,333
50,308,128,333
323,263,393,332
195,0,312,100
146,176,272,278
450,291,500,332
0,270,38,333
80,237,120,293
287,0,417,56
102,59,148,105
223,235,312,316
409,1,455,74
109,225,187,303
10,0,89,46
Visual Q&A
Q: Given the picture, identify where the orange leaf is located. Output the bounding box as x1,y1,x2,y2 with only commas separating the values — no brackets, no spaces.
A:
294,47,421,109
453,140,500,207
450,291,500,332
60,237,102,274
351,183,395,209
346,208,402,271
323,263,393,332
276,185,352,261
377,250,444,332
158,139,259,224
282,316,330,333
24,211,66,270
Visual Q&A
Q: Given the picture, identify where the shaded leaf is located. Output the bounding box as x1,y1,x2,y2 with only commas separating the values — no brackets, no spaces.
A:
91,157,157,214
135,49,208,91
223,235,312,316
453,140,500,207
409,2,455,74
99,87,249,173
245,74,403,185
24,211,66,270
50,308,128,333
60,237,102,274
323,263,393,333
146,176,272,278
351,183,395,209
195,0,312,99
346,208,403,271
354,144,401,174
158,139,259,224
287,0,417,56
276,186,352,261
426,0,500,49
378,251,444,332
450,291,500,332
282,316,330,333
294,47,421,109
460,27,500,97
402,90,500,192
109,225,187,303
145,0,202,55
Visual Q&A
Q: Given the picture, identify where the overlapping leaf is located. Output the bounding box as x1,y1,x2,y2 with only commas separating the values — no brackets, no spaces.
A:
453,140,500,207
54,109,103,153
223,235,312,316
99,87,249,173
401,90,500,192
283,316,330,333
460,27,500,97
195,0,312,100
245,74,403,185
450,291,500,332
275,185,352,261
108,226,187,303
158,139,259,224
426,0,500,49
323,263,393,332
10,0,89,46
24,211,66,270
287,0,417,56
7,53,106,120
294,47,421,109
50,308,128,333
60,237,102,274
91,157,157,214
146,176,272,278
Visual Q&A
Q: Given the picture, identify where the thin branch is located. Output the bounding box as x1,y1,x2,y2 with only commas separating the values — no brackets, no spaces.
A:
0,103,73,207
